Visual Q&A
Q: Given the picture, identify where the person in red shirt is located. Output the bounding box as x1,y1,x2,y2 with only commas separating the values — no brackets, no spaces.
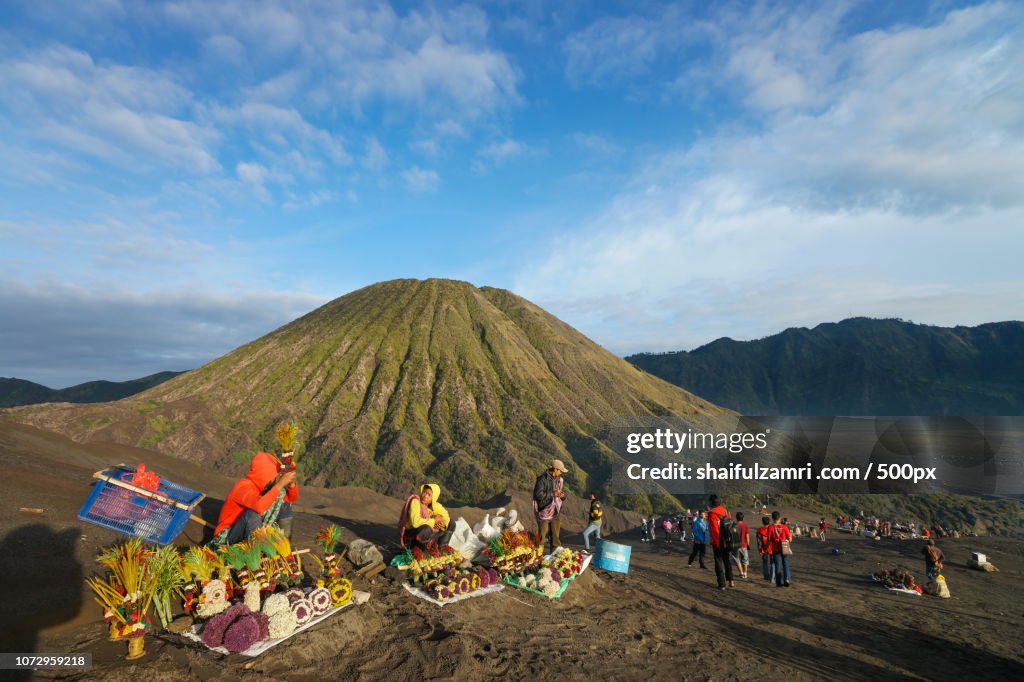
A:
770,510,792,587
707,494,735,590
756,515,774,582
731,511,751,579
214,451,299,544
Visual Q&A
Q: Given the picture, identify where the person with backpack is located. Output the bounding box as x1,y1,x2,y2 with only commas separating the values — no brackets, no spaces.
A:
731,511,751,579
707,494,736,590
582,491,603,554
770,511,792,587
687,510,708,569
756,515,774,582
533,459,567,552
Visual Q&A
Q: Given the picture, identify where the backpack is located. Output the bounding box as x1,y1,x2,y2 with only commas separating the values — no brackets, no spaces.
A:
719,514,740,551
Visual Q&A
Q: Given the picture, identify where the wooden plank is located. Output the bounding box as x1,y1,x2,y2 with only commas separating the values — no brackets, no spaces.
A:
360,562,386,578
92,468,205,511
189,514,213,528
356,560,385,576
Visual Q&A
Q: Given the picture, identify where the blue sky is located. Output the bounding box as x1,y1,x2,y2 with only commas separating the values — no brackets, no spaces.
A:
1,0,1022,387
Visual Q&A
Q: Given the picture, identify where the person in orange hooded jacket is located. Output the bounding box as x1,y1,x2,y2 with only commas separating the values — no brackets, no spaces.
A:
214,452,298,544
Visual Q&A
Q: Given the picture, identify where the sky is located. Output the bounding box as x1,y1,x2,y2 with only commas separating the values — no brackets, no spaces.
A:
1,0,1022,387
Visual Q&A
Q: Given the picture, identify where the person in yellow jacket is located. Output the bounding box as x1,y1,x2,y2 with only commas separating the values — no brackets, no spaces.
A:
399,483,451,549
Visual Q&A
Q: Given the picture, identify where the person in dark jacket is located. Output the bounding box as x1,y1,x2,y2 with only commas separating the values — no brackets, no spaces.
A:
757,515,775,582
688,510,708,568
533,459,567,552
582,491,603,553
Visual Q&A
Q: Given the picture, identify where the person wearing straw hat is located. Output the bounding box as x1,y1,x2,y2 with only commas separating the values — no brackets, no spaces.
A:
533,459,568,553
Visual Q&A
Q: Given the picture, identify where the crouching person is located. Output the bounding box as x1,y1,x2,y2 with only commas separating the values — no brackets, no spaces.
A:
400,483,451,549
213,452,298,546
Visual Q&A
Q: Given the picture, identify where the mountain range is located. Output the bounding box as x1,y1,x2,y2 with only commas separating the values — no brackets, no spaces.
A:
627,318,1024,416
0,372,183,408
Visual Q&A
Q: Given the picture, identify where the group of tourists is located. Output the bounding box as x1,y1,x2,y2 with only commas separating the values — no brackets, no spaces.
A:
640,514,689,543
835,512,972,540
682,496,792,589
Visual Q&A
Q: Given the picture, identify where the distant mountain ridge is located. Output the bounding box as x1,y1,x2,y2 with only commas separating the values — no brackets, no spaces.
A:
627,318,1024,416
0,372,184,408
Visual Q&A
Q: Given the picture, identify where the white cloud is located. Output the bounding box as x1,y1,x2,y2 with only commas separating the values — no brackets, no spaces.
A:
281,189,338,211
0,46,220,173
522,2,1024,352
213,101,350,169
472,138,545,173
0,280,328,387
410,138,440,157
236,161,271,201
571,132,620,155
362,136,389,170
160,0,520,123
564,14,669,87
478,139,531,162
402,166,440,192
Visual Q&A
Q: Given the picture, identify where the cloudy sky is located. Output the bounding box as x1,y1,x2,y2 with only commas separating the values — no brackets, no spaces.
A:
1,0,1022,387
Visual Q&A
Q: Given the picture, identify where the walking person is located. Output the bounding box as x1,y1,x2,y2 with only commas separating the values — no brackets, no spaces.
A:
533,459,567,552
687,510,708,569
582,491,603,554
731,511,750,579
770,511,792,587
757,515,774,582
819,517,828,542
707,495,736,590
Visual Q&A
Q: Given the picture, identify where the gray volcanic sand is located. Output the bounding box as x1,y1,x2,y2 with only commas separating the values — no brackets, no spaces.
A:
1,418,1021,681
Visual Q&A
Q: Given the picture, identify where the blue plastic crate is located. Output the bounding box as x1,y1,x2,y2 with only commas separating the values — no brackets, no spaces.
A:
77,465,205,544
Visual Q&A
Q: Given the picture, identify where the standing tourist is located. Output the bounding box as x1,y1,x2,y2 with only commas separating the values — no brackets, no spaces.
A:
732,511,750,579
770,511,792,587
757,515,774,582
688,510,708,569
582,491,603,554
707,495,736,590
533,460,567,552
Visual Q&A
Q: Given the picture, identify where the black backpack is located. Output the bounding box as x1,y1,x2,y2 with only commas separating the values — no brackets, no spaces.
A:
719,514,740,551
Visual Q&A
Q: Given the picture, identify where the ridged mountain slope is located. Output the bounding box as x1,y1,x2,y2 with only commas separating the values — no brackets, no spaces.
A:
8,279,726,503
